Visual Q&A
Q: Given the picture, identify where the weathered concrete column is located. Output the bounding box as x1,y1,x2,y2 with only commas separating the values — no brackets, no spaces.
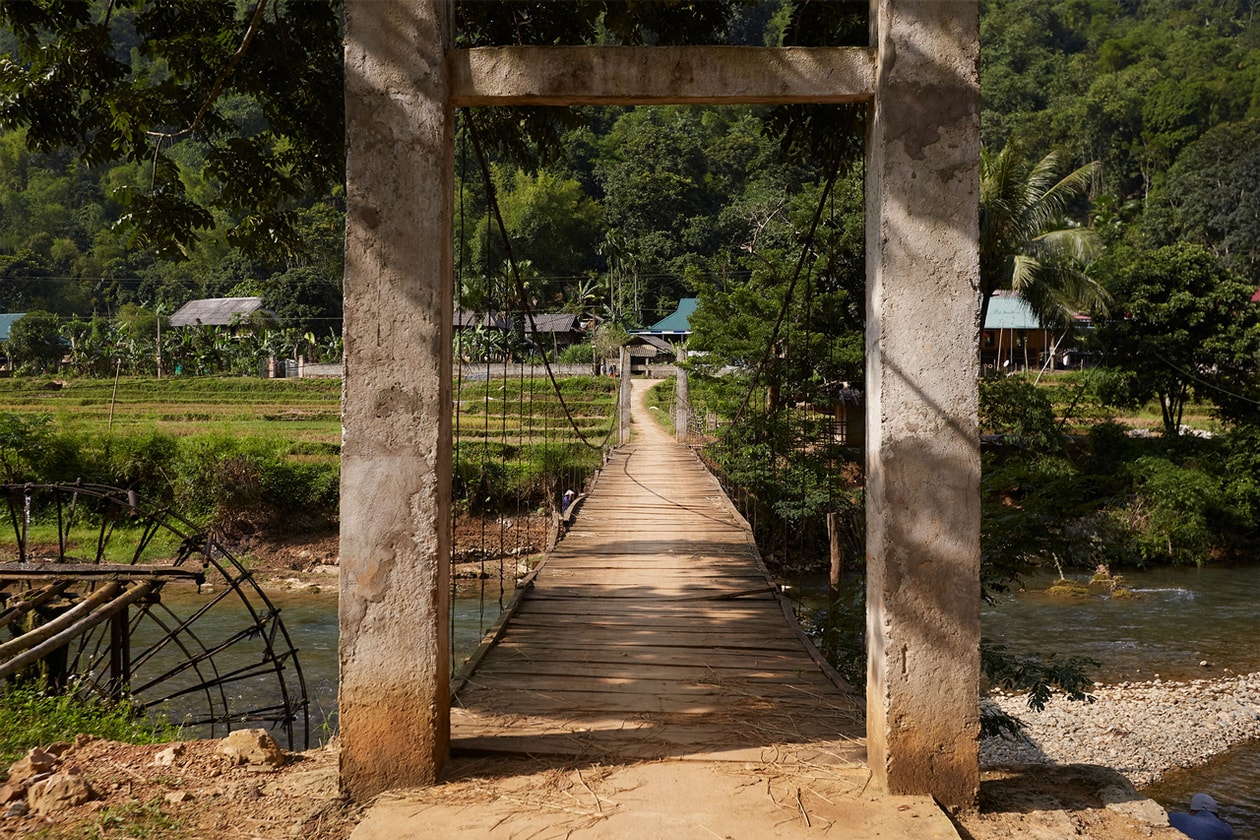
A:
864,0,981,812
340,0,452,799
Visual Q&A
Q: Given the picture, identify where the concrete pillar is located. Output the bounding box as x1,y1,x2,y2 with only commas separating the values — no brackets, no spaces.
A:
340,0,452,800
864,0,981,812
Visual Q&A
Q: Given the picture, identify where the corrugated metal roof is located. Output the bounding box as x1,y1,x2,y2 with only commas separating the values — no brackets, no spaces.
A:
626,334,674,353
0,313,26,342
524,312,579,334
645,298,698,334
169,297,272,327
455,310,512,330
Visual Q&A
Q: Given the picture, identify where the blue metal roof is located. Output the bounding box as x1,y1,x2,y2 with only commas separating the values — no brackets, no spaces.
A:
645,298,698,334
984,294,1042,330
0,313,26,342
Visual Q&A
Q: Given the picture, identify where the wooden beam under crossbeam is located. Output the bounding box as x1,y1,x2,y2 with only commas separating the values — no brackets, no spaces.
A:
449,46,876,106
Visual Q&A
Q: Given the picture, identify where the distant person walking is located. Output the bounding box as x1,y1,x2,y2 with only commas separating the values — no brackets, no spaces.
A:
1169,793,1234,840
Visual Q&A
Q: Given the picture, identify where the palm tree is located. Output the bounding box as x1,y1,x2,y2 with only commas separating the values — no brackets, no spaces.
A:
980,144,1106,337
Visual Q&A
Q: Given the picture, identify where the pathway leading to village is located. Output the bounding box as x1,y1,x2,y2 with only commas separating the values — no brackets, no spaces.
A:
450,378,867,763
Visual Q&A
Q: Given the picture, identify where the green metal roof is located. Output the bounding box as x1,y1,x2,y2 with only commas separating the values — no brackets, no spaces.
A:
645,298,698,334
985,294,1042,330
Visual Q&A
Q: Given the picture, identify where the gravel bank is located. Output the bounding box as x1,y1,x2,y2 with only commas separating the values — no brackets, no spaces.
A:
981,672,1260,786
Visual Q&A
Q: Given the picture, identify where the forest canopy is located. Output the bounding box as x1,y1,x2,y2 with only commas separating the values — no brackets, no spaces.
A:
0,0,1257,345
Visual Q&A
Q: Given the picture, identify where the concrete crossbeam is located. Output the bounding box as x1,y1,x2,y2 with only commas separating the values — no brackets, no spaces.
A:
449,46,876,105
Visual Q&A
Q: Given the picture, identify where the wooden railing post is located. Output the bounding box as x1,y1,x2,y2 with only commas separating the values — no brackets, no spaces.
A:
674,363,690,443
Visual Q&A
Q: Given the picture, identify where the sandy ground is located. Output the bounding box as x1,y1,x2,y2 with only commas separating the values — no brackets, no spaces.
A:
0,733,1186,840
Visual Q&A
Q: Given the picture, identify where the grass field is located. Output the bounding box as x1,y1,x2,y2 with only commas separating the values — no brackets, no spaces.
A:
0,375,344,444
0,373,618,523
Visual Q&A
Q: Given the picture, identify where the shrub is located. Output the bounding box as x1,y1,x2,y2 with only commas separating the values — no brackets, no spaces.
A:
557,342,595,365
1127,456,1225,565
0,685,179,767
170,435,338,531
1222,423,1260,524
979,374,1062,453
99,431,180,501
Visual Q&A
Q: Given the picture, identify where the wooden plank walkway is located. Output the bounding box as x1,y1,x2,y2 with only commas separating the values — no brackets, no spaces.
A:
451,379,866,767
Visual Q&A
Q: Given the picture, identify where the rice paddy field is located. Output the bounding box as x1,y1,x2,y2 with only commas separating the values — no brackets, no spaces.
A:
0,375,344,444
0,373,616,443
0,373,619,517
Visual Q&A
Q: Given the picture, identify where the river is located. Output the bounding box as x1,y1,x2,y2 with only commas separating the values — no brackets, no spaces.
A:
984,566,1260,835
143,582,502,752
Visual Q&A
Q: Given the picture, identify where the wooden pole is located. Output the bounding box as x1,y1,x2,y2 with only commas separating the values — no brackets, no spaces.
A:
0,582,154,681
675,364,689,443
0,582,122,661
827,511,843,591
108,359,121,433
0,581,71,630
619,346,631,445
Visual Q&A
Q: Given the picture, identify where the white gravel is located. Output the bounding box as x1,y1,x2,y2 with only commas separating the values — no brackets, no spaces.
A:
981,672,1260,786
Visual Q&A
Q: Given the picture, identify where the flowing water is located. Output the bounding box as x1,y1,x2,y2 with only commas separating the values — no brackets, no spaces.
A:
145,582,500,751
984,566,1260,835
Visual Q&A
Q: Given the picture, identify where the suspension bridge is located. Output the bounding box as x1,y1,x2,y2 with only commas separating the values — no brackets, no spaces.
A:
451,378,868,763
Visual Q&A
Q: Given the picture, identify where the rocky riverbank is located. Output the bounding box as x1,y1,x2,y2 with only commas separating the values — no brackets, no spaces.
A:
981,671,1260,786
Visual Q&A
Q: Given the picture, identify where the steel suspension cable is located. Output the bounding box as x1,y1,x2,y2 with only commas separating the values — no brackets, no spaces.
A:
724,161,845,437
461,108,614,454
453,129,469,670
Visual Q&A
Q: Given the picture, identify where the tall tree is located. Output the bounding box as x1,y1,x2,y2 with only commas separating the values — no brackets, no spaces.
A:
0,1,344,261
6,310,64,372
1153,119,1260,281
1093,242,1260,436
980,143,1106,335
470,167,605,293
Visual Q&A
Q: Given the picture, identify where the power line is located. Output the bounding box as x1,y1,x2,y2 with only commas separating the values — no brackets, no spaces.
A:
1152,351,1260,408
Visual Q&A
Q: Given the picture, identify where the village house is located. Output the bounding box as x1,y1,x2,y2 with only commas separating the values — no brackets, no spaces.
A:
169,297,277,334
981,290,1091,371
523,312,584,354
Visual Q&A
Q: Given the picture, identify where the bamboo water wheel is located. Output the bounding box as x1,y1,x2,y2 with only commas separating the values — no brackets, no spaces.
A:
0,483,309,749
